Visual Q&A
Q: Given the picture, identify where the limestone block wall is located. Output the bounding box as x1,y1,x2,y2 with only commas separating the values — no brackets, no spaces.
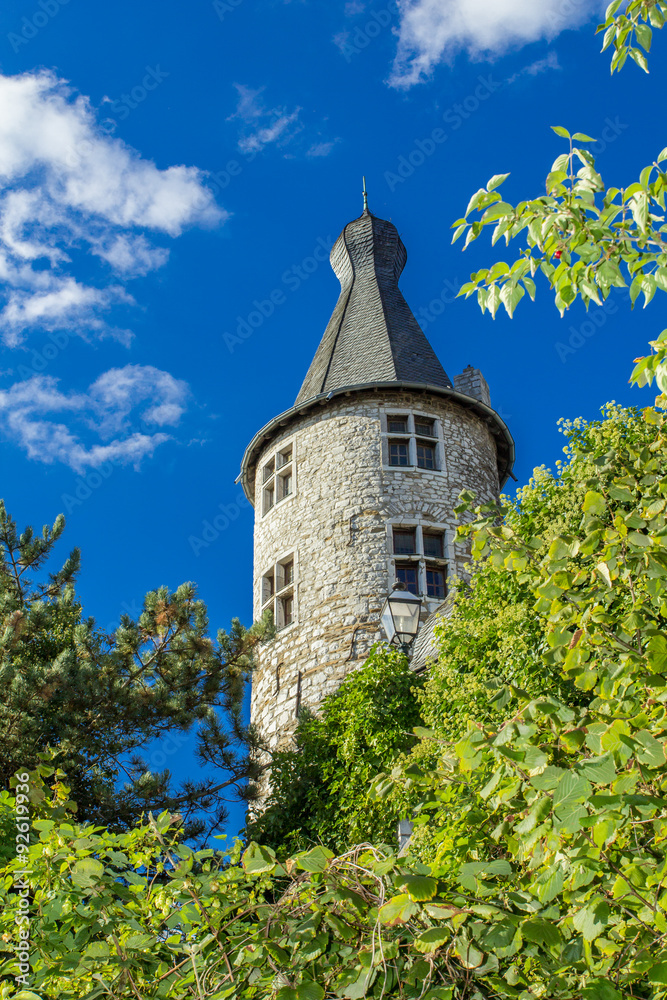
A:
249,389,500,747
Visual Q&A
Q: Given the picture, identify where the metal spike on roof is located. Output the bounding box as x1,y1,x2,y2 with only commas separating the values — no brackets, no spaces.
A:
295,208,453,406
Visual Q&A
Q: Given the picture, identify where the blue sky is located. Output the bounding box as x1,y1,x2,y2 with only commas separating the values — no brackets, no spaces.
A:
0,0,664,835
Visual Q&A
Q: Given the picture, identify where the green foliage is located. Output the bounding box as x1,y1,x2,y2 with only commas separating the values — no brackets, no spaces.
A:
0,501,273,841
417,403,654,748
450,0,667,350
454,134,667,319
3,397,667,998
598,0,667,74
247,645,424,855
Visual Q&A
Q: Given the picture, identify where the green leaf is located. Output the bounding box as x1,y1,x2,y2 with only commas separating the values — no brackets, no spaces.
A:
414,927,450,953
551,126,571,139
572,133,596,142
583,491,606,516
481,202,514,223
500,282,525,318
576,754,616,785
242,842,277,875
522,918,561,948
635,729,666,768
398,875,438,901
649,963,667,985
487,173,510,192
294,846,334,873
296,982,325,1000
71,858,104,889
379,893,418,925
629,46,649,72
534,864,565,903
573,899,609,942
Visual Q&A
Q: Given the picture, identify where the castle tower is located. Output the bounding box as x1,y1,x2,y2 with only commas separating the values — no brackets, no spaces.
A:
239,200,514,748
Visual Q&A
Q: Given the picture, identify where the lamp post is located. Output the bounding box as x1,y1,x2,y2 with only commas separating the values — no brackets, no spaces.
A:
380,582,422,656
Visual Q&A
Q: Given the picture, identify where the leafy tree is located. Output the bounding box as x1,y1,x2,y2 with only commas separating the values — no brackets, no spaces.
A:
417,403,652,748
450,3,667,365
0,501,272,841
4,396,667,998
246,645,424,856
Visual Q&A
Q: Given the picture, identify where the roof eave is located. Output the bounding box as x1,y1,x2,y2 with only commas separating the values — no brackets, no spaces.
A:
238,381,516,504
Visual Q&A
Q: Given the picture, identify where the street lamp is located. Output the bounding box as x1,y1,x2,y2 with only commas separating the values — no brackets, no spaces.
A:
380,582,422,655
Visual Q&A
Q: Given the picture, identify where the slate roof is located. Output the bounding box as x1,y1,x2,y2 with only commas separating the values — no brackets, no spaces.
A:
295,208,453,405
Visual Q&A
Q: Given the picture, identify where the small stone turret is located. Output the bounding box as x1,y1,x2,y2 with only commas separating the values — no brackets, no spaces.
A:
239,201,514,750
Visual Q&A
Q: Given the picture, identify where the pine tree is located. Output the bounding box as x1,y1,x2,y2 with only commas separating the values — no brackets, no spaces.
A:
0,501,273,841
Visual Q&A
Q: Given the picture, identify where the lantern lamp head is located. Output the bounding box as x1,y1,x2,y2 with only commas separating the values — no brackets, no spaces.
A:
380,581,422,655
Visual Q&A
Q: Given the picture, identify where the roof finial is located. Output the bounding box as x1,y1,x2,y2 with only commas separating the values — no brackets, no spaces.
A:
362,175,369,214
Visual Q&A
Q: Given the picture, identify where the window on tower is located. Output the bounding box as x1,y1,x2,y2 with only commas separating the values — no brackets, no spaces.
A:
426,567,447,599
416,441,436,470
389,440,410,467
260,440,296,517
261,553,297,631
414,417,436,438
389,524,449,604
388,415,409,434
393,528,417,555
396,563,419,595
383,411,443,472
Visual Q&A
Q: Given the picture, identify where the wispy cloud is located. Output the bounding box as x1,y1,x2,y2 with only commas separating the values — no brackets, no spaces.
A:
0,365,190,471
306,140,339,158
0,70,226,346
506,50,562,84
228,84,303,154
390,0,599,87
227,83,338,159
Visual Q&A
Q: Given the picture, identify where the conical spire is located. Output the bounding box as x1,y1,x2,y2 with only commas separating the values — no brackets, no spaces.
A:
295,205,452,405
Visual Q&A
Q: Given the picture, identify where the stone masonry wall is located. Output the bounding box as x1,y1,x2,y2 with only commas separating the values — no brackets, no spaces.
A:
250,389,500,748
453,366,491,407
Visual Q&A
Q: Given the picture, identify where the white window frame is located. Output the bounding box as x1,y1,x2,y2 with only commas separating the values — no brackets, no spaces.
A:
380,409,446,474
261,550,298,632
260,438,297,517
386,518,453,609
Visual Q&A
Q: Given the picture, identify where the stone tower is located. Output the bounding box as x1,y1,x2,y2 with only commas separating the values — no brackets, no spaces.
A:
239,201,514,748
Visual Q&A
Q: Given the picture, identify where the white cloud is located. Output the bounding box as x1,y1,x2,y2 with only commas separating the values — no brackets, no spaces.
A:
506,50,562,84
0,70,226,345
0,364,189,471
391,0,600,87
306,140,339,158
228,84,303,154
